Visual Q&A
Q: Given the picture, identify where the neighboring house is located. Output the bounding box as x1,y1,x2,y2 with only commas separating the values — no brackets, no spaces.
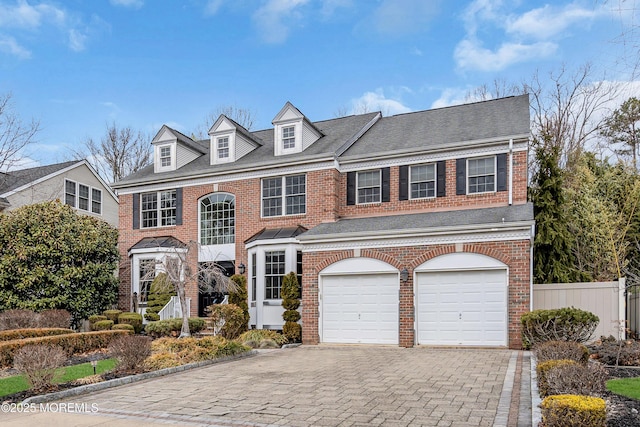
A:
113,95,534,348
0,160,119,227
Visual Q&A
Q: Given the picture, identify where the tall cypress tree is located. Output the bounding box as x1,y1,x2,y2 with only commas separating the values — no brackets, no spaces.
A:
530,144,579,283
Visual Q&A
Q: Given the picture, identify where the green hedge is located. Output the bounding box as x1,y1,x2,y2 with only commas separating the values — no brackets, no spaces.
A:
118,313,143,334
92,320,114,331
0,330,130,367
0,328,74,342
145,318,206,338
113,324,135,332
521,307,599,349
103,310,123,323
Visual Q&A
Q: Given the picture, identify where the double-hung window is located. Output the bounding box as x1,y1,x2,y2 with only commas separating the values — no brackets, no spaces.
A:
282,126,295,150
262,175,306,217
468,157,496,194
217,137,229,159
265,251,285,299
410,164,436,199
138,258,155,304
357,170,381,204
141,190,177,228
64,180,103,214
160,146,172,168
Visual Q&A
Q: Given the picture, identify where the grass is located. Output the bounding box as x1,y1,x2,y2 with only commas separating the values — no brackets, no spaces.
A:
0,358,117,398
607,377,640,400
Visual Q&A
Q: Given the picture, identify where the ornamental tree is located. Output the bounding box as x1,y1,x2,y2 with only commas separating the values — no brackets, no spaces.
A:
0,201,119,326
281,271,301,342
228,274,249,333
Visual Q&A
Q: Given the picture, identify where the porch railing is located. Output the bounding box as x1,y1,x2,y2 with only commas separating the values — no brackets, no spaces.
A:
158,296,191,321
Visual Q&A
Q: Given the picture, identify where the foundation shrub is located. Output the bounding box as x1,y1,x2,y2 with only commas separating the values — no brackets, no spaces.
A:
88,315,107,329
144,273,174,322
537,359,580,397
534,340,590,364
0,330,130,367
521,307,599,349
13,344,67,391
208,304,245,339
540,394,606,427
228,274,249,334
0,328,73,341
92,320,113,331
144,318,206,338
103,309,123,323
108,335,151,373
237,329,287,348
112,324,135,332
544,362,609,396
117,312,143,334
281,272,301,343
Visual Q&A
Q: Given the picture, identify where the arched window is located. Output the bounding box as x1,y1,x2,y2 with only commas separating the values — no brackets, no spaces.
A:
200,193,235,245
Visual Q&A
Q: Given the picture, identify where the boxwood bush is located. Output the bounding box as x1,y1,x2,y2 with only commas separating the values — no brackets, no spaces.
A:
144,318,206,338
103,309,123,323
113,324,135,332
521,307,599,349
540,394,606,427
92,320,114,331
117,312,143,334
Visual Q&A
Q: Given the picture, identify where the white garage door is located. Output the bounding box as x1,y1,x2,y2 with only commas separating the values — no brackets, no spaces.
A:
416,269,507,346
322,274,398,344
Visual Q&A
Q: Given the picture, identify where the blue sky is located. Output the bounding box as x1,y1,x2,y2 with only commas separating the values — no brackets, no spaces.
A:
0,0,637,168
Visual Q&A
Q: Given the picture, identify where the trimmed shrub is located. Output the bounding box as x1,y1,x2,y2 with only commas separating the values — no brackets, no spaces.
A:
38,309,72,329
0,330,129,367
228,274,249,333
93,320,114,331
237,329,288,348
108,335,151,373
281,272,301,343
537,359,580,397
0,328,73,342
208,304,245,339
540,394,606,427
113,324,135,332
521,307,599,349
545,362,608,396
88,315,107,328
144,273,174,322
118,312,143,334
13,344,67,391
103,309,123,323
149,336,250,365
144,318,206,338
0,309,37,330
534,340,590,364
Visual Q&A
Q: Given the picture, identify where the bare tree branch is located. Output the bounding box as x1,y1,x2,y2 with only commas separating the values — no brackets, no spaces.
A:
0,92,40,173
192,105,256,140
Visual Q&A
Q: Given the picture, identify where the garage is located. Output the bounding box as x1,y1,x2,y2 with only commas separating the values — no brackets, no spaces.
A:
320,258,399,345
415,253,508,347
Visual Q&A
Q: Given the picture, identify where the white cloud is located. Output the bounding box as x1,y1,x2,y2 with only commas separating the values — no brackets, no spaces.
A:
454,38,557,72
68,28,87,52
0,35,31,59
252,0,309,44
430,87,472,109
319,0,352,19
109,0,144,8
350,89,411,116
0,0,65,29
505,4,603,40
204,0,225,16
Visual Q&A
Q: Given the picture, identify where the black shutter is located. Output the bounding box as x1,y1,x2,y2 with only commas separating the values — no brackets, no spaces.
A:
399,166,409,201
497,153,507,192
456,158,466,195
437,161,446,197
347,172,356,205
175,188,183,225
132,193,140,230
382,167,390,202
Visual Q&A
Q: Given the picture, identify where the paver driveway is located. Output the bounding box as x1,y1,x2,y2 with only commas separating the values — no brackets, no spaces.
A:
8,346,517,427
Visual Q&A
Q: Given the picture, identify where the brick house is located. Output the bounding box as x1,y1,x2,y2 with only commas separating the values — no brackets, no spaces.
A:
113,95,534,349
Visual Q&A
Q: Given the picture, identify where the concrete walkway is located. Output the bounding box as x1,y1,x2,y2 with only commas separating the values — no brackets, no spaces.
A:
2,346,533,427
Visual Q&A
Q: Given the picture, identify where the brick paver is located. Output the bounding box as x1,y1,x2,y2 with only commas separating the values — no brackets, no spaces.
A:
3,346,522,426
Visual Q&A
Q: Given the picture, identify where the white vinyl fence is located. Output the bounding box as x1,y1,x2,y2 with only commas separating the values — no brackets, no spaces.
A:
532,279,626,341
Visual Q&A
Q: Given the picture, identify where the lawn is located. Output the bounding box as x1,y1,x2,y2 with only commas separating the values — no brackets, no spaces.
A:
607,377,640,400
0,358,117,398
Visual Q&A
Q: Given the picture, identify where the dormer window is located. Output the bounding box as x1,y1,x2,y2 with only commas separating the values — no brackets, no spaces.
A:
282,126,295,149
160,146,172,167
217,137,229,159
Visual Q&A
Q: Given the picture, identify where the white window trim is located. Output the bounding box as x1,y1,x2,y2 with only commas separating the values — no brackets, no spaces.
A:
64,179,103,215
260,174,306,218
275,122,302,155
409,163,437,200
140,190,177,229
282,125,296,150
130,250,188,307
216,136,230,161
356,169,382,205
156,143,175,172
467,156,497,195
198,192,236,247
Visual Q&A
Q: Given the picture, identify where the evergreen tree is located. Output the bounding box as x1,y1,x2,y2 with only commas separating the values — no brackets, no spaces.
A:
281,272,301,342
144,273,175,321
228,274,249,333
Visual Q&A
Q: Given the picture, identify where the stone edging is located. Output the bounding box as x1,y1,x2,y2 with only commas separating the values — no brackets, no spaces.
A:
531,353,542,426
22,350,258,405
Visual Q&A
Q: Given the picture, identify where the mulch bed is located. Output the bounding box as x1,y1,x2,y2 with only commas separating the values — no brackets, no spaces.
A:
605,366,640,427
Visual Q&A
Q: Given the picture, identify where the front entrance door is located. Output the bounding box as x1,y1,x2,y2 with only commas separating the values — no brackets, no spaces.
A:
198,261,235,317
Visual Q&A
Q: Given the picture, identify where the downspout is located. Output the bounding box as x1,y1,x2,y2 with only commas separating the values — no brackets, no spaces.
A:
530,222,535,311
508,138,513,206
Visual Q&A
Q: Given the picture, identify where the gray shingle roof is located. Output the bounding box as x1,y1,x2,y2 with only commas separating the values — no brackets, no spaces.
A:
0,160,79,195
340,94,530,158
299,203,534,239
130,236,186,250
245,225,308,244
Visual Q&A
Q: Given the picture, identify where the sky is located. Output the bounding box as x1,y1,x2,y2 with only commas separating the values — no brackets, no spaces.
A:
0,0,639,169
